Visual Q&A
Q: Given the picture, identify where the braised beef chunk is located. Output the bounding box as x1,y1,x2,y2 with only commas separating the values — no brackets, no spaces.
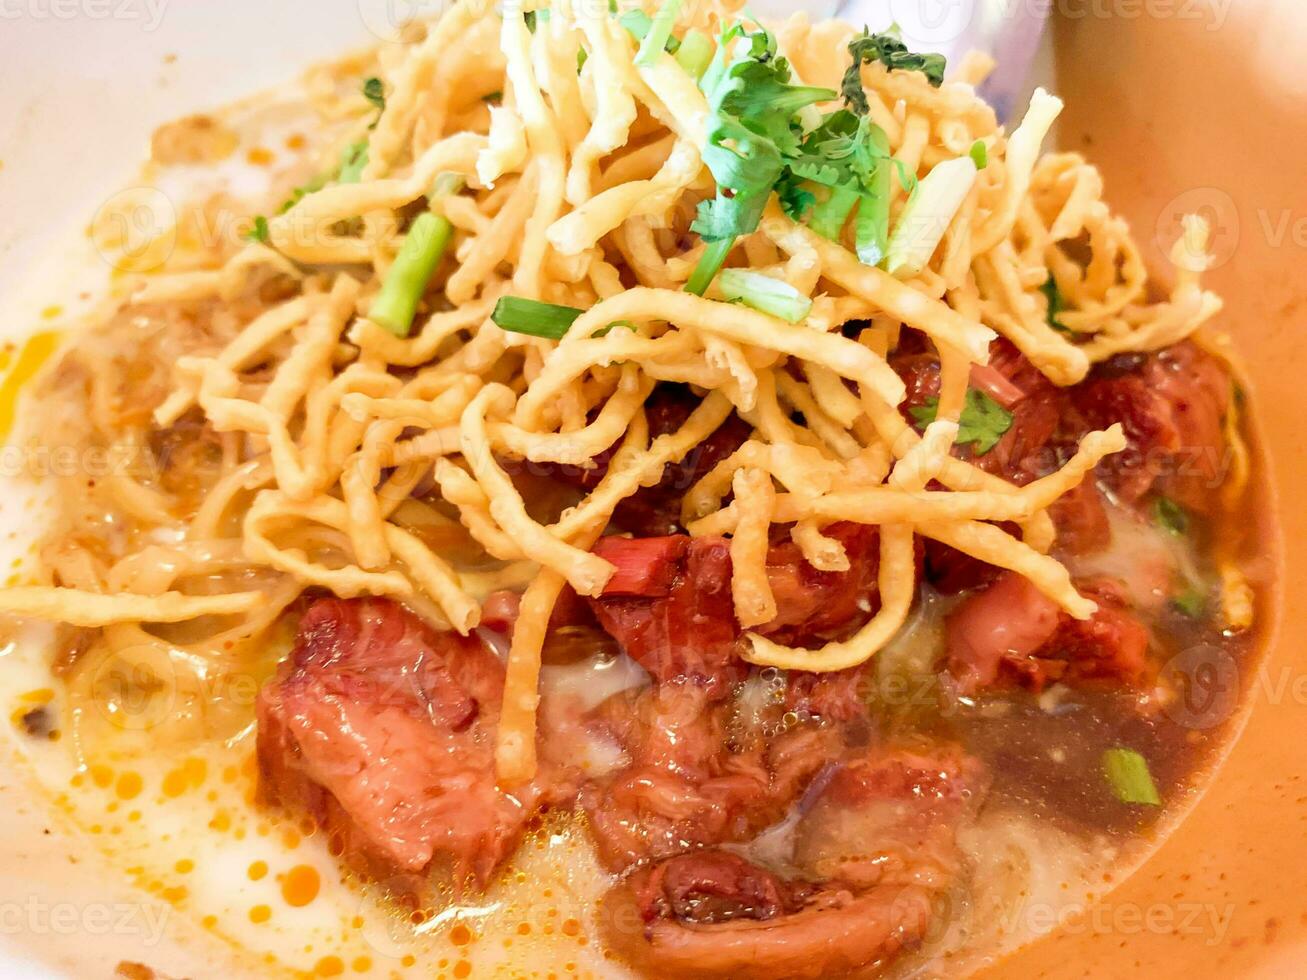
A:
257,598,573,886
631,850,798,925
605,746,985,980
794,745,985,892
580,682,838,871
1070,340,1230,512
587,523,880,695
1049,475,1112,555
759,523,881,644
589,537,743,695
945,571,1151,695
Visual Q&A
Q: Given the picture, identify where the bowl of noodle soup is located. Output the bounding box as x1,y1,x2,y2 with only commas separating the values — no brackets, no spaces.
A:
0,2,1296,978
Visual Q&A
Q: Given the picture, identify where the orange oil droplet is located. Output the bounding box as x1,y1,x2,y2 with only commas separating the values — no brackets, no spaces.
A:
281,864,320,908
115,772,143,800
247,860,268,881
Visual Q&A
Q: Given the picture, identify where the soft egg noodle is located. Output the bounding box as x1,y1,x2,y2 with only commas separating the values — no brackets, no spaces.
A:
0,0,1231,786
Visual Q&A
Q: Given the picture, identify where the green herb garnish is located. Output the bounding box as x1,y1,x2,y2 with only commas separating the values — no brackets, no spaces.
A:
909,389,1014,455
337,141,369,185
1040,274,1071,333
362,77,386,114
1103,748,1162,806
369,174,463,337
491,297,585,339
969,139,988,169
717,269,813,323
635,0,684,66
1171,587,1206,618
619,9,681,55
686,22,836,292
244,215,270,244
842,26,946,116
1153,496,1189,536
674,28,713,80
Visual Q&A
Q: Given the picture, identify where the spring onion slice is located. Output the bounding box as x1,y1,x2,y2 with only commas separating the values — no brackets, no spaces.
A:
1103,748,1162,806
674,28,713,80
491,297,584,340
370,174,464,337
635,0,683,67
885,154,978,279
686,236,735,297
718,269,813,323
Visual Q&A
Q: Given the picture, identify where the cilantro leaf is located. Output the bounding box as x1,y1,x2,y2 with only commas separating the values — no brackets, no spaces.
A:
686,21,835,289
843,27,946,116
1041,274,1071,333
909,389,1014,455
363,77,386,113
776,173,816,221
691,192,768,242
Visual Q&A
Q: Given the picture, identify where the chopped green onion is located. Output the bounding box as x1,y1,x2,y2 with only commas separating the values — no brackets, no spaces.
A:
369,174,463,337
1171,587,1206,618
969,139,988,169
1103,748,1162,806
1153,496,1189,536
244,215,270,245
635,0,683,67
618,7,683,61
491,297,584,339
337,141,369,184
685,236,735,296
809,185,859,241
853,123,893,265
674,28,713,80
718,269,813,323
885,154,978,278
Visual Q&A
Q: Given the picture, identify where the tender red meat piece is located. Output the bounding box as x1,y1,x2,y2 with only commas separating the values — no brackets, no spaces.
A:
632,850,797,925
589,536,743,694
944,572,1062,694
1049,476,1112,555
793,744,985,893
944,572,1151,694
580,683,839,871
606,745,984,979
528,384,750,535
1070,342,1230,512
594,535,689,595
588,524,880,695
606,851,932,980
760,523,881,643
1049,581,1151,686
783,666,871,725
257,598,573,888
479,585,597,636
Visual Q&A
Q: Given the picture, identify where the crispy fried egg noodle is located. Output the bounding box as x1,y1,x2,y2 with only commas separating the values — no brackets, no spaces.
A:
2,0,1228,785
